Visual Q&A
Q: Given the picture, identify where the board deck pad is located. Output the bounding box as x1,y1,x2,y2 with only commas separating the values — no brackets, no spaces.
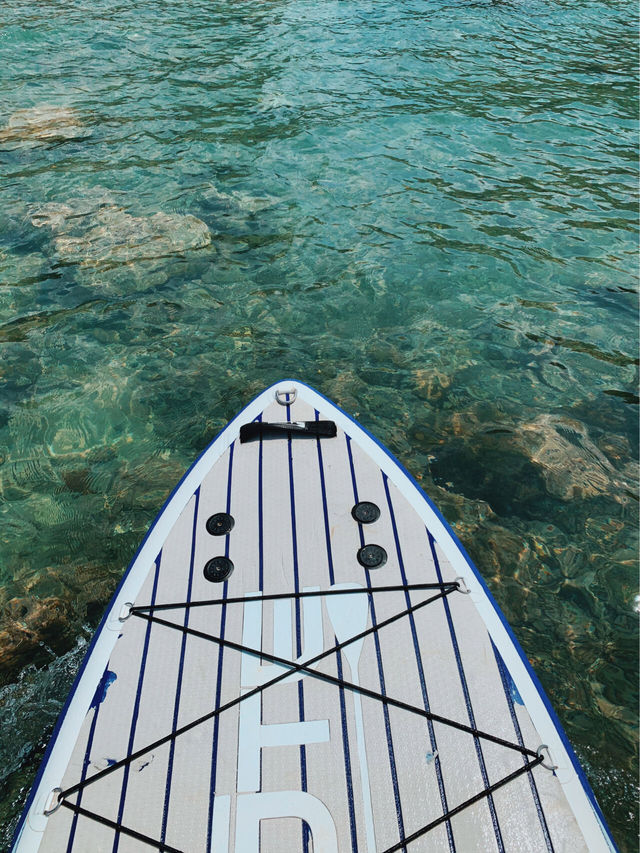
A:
14,383,616,853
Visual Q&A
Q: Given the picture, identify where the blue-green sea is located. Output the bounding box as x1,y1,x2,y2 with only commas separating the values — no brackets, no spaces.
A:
0,0,637,848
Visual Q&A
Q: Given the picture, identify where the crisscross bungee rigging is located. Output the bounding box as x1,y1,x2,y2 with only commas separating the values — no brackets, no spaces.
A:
54,582,546,852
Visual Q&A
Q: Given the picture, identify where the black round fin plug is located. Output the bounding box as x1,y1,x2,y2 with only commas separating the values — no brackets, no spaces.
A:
203,556,234,582
352,502,381,524
357,544,387,569
206,513,235,536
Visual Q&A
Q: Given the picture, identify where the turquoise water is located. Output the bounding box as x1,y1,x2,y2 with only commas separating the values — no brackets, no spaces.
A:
0,0,637,847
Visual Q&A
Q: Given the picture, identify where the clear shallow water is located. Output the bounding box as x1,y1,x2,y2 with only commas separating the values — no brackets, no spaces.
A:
0,0,637,847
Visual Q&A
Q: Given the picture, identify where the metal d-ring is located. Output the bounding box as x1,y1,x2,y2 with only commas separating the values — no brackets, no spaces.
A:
275,388,297,406
43,788,63,816
118,602,134,622
536,744,558,771
454,576,471,594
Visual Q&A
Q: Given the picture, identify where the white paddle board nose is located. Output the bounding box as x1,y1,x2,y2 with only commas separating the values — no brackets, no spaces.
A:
12,380,616,853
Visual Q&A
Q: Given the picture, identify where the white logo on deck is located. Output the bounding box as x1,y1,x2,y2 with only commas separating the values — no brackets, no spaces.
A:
210,584,374,852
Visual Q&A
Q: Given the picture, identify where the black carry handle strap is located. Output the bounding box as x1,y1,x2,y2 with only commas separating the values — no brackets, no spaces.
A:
240,420,337,443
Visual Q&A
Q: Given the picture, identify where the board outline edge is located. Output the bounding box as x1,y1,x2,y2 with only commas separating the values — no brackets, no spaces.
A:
11,377,619,853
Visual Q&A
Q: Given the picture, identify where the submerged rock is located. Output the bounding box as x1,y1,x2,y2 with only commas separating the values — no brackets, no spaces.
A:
429,405,638,525
517,415,635,503
0,105,87,144
54,209,211,266
0,595,75,678
31,193,211,266
0,558,117,684
31,203,83,231
29,187,120,233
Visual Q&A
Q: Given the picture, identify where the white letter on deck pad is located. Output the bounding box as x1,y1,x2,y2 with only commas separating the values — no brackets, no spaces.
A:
235,791,339,853
210,795,230,853
241,589,324,687
237,692,329,792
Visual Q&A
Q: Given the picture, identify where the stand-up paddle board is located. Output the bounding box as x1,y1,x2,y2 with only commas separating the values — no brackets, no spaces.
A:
12,380,617,852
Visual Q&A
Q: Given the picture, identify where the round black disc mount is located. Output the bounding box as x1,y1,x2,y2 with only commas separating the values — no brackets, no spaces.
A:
203,556,234,583
206,513,235,536
352,502,381,524
357,544,387,569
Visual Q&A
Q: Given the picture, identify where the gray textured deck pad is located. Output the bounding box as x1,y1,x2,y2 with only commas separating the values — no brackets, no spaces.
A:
40,396,586,852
